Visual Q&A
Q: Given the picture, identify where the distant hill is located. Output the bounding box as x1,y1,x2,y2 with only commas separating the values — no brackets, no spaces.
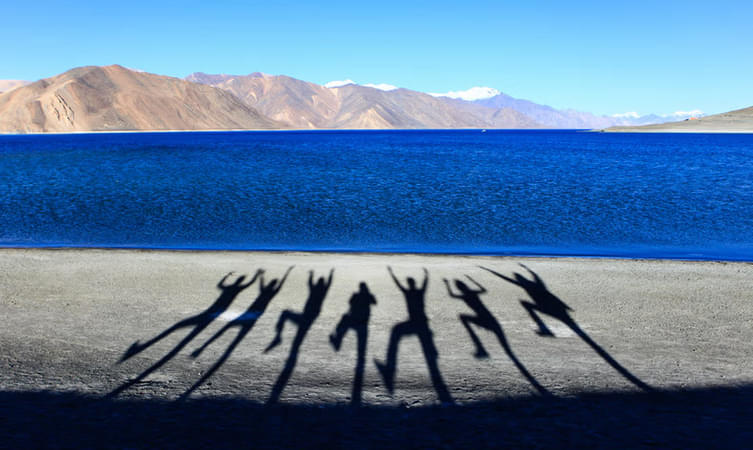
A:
467,93,697,129
0,66,282,133
603,106,753,133
186,72,540,129
471,93,611,128
0,80,29,95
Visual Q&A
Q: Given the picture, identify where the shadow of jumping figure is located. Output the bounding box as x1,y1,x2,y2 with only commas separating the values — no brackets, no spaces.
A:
329,282,377,406
374,267,454,405
481,264,653,392
265,269,334,405
179,267,294,400
443,275,550,396
109,271,261,398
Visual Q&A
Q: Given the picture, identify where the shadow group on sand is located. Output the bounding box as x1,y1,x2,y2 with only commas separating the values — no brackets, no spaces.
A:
179,266,293,400
109,270,262,398
110,263,653,404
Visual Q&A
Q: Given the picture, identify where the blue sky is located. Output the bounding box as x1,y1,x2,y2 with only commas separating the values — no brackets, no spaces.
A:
3,0,751,116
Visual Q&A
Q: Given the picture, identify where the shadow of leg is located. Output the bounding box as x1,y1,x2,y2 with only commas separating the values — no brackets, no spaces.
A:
521,301,555,337
329,315,352,352
375,322,413,394
418,328,454,405
565,318,654,392
265,310,302,353
459,314,490,358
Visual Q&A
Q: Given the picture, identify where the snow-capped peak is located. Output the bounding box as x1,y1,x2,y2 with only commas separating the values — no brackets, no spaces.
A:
612,111,641,119
324,79,356,88
363,83,398,91
324,79,398,91
429,86,501,101
664,109,704,118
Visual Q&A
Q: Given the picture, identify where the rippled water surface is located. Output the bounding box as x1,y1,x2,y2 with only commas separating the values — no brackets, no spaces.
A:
1,130,752,259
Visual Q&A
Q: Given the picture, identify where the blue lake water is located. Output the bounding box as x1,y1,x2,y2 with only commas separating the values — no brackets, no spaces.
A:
1,130,752,260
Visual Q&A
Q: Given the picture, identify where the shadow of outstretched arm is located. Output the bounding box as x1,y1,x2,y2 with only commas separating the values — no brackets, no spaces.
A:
479,266,520,286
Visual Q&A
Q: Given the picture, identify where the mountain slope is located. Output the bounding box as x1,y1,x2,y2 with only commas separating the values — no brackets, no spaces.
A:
603,106,753,133
0,80,28,94
187,72,541,129
0,66,282,133
186,72,339,128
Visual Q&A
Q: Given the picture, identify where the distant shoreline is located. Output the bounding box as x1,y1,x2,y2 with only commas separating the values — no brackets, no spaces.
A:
600,128,753,134
1,245,751,263
5,127,753,136
0,127,548,136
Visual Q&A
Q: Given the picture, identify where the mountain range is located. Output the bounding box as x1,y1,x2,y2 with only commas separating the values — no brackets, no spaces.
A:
0,65,733,133
185,72,537,129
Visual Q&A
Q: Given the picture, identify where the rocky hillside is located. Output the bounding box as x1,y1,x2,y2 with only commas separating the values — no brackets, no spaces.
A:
0,66,282,133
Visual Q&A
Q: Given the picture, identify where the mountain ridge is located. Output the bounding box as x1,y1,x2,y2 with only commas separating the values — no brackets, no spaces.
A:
185,72,541,129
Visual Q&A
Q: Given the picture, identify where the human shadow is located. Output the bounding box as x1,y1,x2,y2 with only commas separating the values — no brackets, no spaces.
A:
481,264,653,392
179,267,294,400
329,282,377,406
109,270,261,397
443,275,551,396
265,269,334,404
374,267,454,405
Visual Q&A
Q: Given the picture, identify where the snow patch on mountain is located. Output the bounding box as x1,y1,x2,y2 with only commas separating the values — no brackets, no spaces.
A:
363,83,398,91
429,86,501,101
324,79,356,88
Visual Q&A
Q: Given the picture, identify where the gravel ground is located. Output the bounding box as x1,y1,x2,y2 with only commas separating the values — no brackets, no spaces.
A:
1,248,752,447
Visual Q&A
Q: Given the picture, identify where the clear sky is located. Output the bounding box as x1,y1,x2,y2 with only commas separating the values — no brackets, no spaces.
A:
3,0,752,116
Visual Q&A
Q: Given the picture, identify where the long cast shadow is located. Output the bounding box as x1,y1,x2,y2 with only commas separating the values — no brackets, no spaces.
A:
443,275,551,396
109,270,261,398
329,282,377,406
374,267,454,405
265,269,334,404
179,267,294,400
481,264,653,392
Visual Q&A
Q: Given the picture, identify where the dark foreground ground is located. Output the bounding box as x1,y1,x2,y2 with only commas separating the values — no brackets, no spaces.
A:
2,386,752,448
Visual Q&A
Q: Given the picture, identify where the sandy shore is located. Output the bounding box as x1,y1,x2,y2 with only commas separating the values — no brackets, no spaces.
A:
2,248,752,445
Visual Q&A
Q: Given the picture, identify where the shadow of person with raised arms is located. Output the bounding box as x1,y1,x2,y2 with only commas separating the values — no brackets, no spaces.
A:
481,264,653,392
443,275,550,396
265,268,334,405
109,270,261,398
375,267,454,405
329,282,377,406
179,266,294,400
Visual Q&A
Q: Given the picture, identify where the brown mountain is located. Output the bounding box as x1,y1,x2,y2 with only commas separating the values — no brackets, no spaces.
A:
0,65,282,133
603,106,753,133
186,72,339,128
186,72,540,129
